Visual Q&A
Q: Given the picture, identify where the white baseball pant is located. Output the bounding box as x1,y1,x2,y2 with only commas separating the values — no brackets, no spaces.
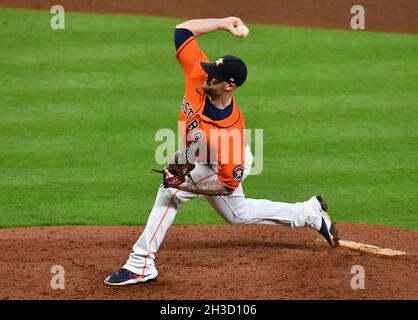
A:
123,145,323,277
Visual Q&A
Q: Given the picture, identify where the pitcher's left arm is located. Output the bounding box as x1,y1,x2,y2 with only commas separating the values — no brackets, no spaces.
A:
164,169,233,196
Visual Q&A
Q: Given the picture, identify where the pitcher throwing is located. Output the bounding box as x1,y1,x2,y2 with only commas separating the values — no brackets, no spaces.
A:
104,17,339,286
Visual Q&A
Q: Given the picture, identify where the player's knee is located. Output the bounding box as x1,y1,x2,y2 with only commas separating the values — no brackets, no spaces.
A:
157,186,183,207
226,214,247,225
226,216,239,225
220,203,249,225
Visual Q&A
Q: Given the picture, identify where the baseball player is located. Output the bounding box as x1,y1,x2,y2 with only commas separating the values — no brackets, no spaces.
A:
104,17,339,286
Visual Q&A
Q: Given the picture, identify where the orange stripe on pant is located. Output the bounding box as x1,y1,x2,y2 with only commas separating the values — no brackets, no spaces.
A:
139,172,217,277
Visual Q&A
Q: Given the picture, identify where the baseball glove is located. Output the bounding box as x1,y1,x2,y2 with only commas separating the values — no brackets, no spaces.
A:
152,143,199,188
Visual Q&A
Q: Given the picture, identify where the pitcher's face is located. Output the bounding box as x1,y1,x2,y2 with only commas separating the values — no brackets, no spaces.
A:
203,76,231,96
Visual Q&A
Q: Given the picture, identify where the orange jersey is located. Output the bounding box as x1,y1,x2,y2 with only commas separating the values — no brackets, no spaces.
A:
176,32,245,189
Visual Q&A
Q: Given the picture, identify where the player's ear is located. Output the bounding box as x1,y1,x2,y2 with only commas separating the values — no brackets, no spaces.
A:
225,82,236,92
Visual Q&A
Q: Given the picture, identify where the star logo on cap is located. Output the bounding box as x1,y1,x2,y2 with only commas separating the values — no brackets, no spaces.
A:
215,58,224,66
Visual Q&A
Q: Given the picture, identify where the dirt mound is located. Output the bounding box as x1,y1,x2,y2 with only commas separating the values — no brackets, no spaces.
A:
0,0,417,33
0,223,417,300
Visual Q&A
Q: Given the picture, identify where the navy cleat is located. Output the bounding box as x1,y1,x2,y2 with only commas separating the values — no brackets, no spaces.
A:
104,268,157,286
316,195,340,248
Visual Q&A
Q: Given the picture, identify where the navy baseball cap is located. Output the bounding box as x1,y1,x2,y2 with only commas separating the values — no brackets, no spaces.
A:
200,55,247,87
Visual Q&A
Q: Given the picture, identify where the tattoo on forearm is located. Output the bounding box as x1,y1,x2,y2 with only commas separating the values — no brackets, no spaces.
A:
178,179,232,196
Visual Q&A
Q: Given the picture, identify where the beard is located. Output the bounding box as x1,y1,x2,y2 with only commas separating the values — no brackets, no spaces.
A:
202,81,212,95
202,86,212,94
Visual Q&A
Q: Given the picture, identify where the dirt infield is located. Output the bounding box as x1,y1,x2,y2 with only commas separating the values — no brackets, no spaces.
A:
0,0,417,33
0,223,417,300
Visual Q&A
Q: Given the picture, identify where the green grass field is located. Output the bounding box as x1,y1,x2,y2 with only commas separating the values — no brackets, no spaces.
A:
0,8,417,230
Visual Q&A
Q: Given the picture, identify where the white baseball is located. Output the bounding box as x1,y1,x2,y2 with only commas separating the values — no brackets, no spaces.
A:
236,24,249,38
